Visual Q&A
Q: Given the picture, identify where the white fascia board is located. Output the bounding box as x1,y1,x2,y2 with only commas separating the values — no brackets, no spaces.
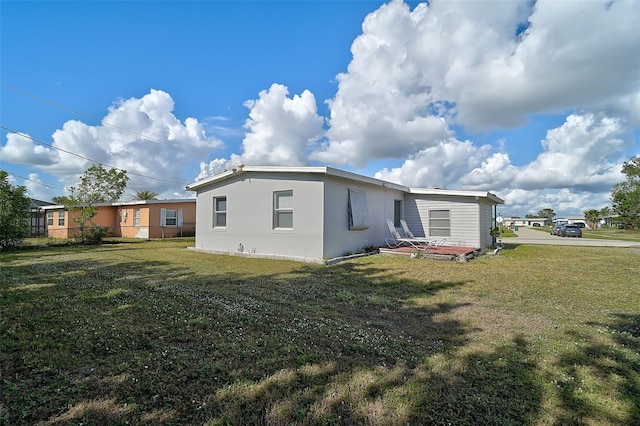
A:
42,200,194,209
111,199,195,207
185,168,238,191
324,167,408,191
408,188,504,204
185,165,409,192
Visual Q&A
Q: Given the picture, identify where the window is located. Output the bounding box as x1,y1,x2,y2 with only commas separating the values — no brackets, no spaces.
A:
58,209,65,226
133,209,140,226
165,209,177,226
160,208,182,227
429,209,450,237
213,197,227,228
393,199,403,227
46,210,54,226
347,189,369,230
273,190,293,229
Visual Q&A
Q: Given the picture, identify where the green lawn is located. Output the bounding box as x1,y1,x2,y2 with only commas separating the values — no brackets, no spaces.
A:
1,239,639,425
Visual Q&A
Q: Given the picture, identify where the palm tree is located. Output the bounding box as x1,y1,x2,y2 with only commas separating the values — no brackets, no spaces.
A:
583,209,600,230
134,190,158,201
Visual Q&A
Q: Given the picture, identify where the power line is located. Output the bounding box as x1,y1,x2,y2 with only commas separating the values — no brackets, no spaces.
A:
0,124,190,185
0,82,211,156
2,169,66,190
2,169,178,202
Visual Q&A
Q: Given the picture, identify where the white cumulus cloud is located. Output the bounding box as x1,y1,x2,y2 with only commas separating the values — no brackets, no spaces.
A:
196,84,324,180
2,89,222,199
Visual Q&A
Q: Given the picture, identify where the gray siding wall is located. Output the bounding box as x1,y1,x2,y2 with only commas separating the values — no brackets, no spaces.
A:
323,177,405,259
479,201,495,248
404,195,483,248
193,172,325,262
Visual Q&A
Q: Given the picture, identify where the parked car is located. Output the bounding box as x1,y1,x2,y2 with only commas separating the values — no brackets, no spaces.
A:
560,224,582,237
533,223,541,227
575,222,586,228
551,224,564,235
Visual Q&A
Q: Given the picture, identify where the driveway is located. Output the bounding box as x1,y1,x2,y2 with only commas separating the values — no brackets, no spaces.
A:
504,226,640,248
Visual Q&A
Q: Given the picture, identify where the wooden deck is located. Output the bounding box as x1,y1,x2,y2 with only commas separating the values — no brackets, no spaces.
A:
378,244,481,262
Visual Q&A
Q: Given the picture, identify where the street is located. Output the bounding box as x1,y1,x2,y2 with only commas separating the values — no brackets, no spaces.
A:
505,226,640,248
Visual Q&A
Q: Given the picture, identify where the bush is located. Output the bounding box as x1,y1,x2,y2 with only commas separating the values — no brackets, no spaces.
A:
84,225,110,244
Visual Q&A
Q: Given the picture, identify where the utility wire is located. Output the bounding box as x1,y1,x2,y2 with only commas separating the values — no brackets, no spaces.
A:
3,169,175,202
0,82,212,156
0,125,190,185
2,169,67,190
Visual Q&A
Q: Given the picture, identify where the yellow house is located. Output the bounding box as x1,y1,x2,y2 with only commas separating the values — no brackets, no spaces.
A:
42,199,196,239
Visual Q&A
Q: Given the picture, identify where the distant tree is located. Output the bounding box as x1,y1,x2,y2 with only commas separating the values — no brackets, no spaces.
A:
583,209,601,230
57,164,129,243
611,156,640,229
0,170,31,250
52,195,72,205
134,190,158,200
537,208,557,219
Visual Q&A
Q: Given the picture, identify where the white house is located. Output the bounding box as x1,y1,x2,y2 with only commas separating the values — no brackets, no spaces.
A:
501,216,549,227
186,166,504,263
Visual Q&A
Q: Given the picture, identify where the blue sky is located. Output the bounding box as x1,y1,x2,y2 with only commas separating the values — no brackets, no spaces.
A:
1,0,638,217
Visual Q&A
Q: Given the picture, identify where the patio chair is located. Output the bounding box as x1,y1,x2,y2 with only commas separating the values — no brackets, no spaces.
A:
400,219,445,247
385,219,432,249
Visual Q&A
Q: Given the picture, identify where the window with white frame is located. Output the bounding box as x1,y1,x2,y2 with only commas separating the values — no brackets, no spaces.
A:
347,189,369,230
46,210,54,226
133,209,140,226
429,209,450,237
58,209,65,226
213,197,227,228
273,190,293,229
161,208,181,227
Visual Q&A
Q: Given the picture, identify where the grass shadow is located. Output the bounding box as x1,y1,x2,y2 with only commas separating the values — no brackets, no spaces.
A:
551,314,640,425
1,243,546,425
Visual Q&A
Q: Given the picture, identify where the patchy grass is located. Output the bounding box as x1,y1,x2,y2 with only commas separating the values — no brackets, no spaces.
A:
581,228,640,242
498,226,518,238
1,240,639,425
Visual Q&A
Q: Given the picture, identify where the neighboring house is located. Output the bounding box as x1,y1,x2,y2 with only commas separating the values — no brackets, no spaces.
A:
502,216,549,227
29,198,56,236
599,214,620,228
41,199,196,239
186,166,504,263
567,216,587,227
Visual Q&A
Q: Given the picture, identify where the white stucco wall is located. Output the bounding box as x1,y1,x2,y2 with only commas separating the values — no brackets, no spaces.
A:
191,168,501,261
322,176,405,258
193,172,325,262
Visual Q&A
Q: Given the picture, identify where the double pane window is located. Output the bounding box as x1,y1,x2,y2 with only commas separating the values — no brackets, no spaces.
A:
274,191,293,229
429,210,450,237
165,209,178,226
58,209,65,226
214,197,227,228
